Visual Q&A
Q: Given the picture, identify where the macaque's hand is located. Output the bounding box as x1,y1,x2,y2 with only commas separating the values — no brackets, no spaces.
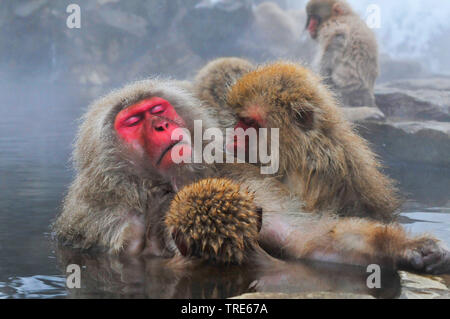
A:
118,212,146,256
165,178,262,264
400,238,450,275
341,106,385,122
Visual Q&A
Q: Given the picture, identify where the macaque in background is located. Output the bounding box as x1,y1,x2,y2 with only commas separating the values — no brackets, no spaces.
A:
305,0,379,109
53,77,450,274
194,57,254,128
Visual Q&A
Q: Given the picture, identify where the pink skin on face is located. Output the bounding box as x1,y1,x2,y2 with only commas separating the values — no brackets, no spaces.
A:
114,97,189,171
307,17,319,38
226,113,263,159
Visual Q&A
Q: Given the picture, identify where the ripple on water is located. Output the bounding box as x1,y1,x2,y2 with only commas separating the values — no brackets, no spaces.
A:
0,275,67,299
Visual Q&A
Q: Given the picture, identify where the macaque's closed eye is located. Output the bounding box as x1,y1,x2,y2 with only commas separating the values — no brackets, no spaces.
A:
121,104,165,127
240,117,260,129
150,104,165,115
295,108,315,131
123,115,143,127
117,102,168,129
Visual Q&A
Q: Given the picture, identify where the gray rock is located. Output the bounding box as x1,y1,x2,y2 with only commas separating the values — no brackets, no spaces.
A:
398,271,450,299
356,121,450,168
375,78,450,122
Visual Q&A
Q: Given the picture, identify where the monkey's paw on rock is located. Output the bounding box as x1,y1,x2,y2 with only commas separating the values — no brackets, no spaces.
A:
341,106,386,122
400,239,450,275
165,178,262,264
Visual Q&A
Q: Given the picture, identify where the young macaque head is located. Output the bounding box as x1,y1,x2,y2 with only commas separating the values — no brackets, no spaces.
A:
305,0,352,38
114,97,188,172
226,62,340,174
165,178,263,265
194,57,254,111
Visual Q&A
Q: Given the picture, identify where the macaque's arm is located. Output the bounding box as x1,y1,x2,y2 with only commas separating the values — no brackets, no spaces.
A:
341,106,385,122
53,176,148,256
319,33,346,81
260,214,450,274
54,203,147,256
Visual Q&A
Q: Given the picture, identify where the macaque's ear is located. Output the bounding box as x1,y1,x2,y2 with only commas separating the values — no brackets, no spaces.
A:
332,3,344,16
295,107,315,131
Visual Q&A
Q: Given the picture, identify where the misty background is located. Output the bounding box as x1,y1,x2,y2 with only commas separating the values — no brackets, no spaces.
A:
1,0,450,89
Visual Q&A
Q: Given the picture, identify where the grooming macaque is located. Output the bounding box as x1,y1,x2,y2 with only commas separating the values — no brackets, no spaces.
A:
225,62,398,220
306,0,379,108
54,76,450,274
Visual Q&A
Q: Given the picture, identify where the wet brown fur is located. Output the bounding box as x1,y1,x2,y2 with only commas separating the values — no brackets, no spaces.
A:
166,178,261,264
227,62,400,220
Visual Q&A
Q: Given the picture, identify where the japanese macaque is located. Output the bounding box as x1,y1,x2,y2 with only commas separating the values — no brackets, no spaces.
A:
53,77,450,274
194,57,254,128
305,0,379,108
53,79,217,256
226,62,398,220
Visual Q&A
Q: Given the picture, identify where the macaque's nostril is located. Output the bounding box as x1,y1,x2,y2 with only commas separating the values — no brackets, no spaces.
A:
154,121,170,132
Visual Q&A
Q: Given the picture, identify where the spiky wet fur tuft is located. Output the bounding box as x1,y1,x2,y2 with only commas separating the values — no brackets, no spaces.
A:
166,178,261,264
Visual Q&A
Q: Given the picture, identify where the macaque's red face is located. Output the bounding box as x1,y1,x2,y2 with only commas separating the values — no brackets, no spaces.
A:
114,97,188,171
306,15,320,39
227,105,265,159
